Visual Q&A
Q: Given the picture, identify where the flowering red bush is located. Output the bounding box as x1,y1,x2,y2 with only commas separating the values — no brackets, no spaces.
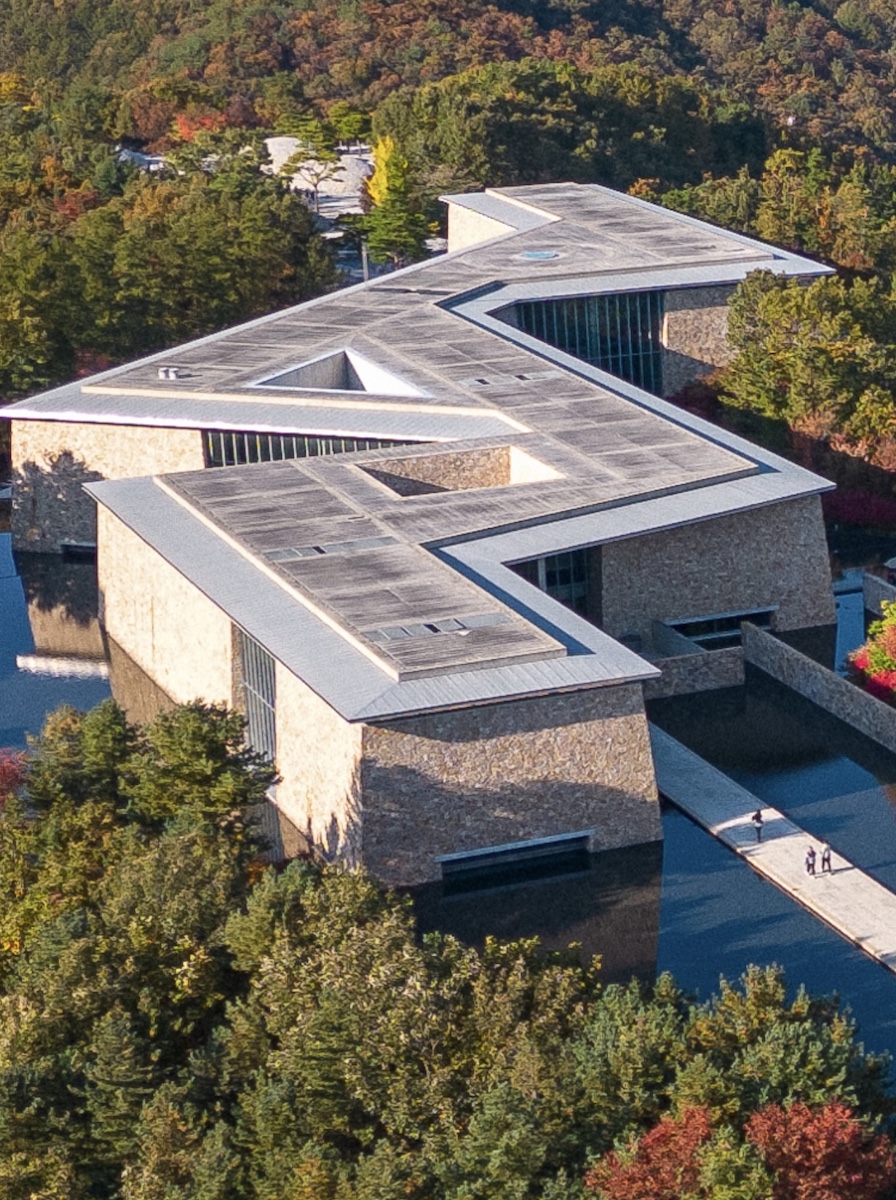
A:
848,600,896,704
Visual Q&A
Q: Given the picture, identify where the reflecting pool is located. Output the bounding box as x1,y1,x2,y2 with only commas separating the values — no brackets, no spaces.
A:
0,530,110,747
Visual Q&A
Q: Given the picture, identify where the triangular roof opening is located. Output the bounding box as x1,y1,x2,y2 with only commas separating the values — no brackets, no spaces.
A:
254,349,425,397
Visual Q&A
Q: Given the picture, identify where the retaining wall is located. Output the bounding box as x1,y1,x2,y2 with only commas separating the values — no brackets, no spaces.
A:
643,646,744,700
863,572,896,618
742,622,896,755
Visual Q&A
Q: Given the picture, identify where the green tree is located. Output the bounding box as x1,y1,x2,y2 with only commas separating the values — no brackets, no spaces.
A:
723,270,896,457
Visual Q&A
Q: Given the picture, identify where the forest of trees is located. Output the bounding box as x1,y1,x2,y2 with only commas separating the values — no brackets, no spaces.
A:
0,698,894,1199
2,0,896,435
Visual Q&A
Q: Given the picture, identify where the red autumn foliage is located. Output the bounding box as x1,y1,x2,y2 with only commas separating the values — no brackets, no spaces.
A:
584,1107,712,1200
585,1102,896,1200
0,749,25,806
821,488,896,530
53,187,102,223
746,1100,896,1200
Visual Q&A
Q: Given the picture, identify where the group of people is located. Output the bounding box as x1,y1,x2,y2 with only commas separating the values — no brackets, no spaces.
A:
806,842,832,877
750,809,833,876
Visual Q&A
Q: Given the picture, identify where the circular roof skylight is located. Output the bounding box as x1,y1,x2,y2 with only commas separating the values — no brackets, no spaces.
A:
519,249,560,261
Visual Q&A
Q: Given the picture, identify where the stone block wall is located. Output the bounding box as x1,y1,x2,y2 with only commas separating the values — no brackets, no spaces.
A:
599,495,834,643
863,572,896,618
643,646,745,700
11,419,205,552
106,636,177,727
272,664,363,866
359,683,660,887
97,507,234,706
743,622,896,755
662,284,736,396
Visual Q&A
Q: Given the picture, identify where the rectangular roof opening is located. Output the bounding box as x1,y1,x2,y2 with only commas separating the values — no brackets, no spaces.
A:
359,445,560,498
254,348,425,397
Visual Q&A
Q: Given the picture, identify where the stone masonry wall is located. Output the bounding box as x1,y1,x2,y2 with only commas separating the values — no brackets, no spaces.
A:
359,683,660,887
12,419,205,552
743,622,896,755
662,284,735,397
600,495,835,643
97,506,233,706
643,647,745,700
864,572,896,618
272,665,363,866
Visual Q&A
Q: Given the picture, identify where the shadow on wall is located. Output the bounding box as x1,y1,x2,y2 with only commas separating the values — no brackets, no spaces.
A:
410,840,663,985
106,635,177,727
359,761,659,887
12,453,103,552
312,762,363,872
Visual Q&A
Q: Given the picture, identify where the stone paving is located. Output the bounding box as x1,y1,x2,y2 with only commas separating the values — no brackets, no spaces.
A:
651,724,896,974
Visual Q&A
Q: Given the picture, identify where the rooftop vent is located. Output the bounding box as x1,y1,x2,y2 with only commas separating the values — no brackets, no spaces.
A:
253,349,425,397
364,612,511,643
264,534,398,562
359,445,560,498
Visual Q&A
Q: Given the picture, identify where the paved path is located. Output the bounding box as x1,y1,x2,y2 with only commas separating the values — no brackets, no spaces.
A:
650,724,896,974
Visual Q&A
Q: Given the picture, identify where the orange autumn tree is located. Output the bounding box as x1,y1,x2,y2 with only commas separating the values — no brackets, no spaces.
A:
585,1102,895,1200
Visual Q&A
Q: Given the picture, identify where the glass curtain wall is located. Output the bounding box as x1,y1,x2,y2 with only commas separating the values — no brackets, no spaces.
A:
509,291,665,395
511,550,589,616
204,430,412,468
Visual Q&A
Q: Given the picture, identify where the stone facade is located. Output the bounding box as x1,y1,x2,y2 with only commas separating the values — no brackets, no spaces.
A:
97,507,233,706
98,506,661,887
662,284,736,397
362,445,556,497
642,646,745,700
272,664,363,865
106,636,177,726
11,420,205,552
599,495,835,643
359,684,660,887
743,623,896,756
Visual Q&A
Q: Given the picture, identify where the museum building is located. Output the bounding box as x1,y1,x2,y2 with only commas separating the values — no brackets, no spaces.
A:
3,183,837,885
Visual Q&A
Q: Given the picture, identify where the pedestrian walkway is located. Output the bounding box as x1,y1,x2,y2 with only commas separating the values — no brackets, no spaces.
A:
650,724,896,974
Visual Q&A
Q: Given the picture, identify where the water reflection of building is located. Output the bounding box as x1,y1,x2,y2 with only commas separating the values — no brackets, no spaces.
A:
412,843,663,985
15,551,108,680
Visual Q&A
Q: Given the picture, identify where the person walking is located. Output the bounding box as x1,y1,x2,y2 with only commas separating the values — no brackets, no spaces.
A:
805,845,817,877
751,809,764,843
821,842,832,873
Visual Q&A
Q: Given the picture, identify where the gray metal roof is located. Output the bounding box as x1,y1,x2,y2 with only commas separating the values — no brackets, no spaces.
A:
87,474,658,721
9,181,838,716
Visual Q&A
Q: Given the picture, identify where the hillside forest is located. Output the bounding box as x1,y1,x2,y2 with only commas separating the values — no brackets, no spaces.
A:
3,1,896,491
0,701,894,1199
